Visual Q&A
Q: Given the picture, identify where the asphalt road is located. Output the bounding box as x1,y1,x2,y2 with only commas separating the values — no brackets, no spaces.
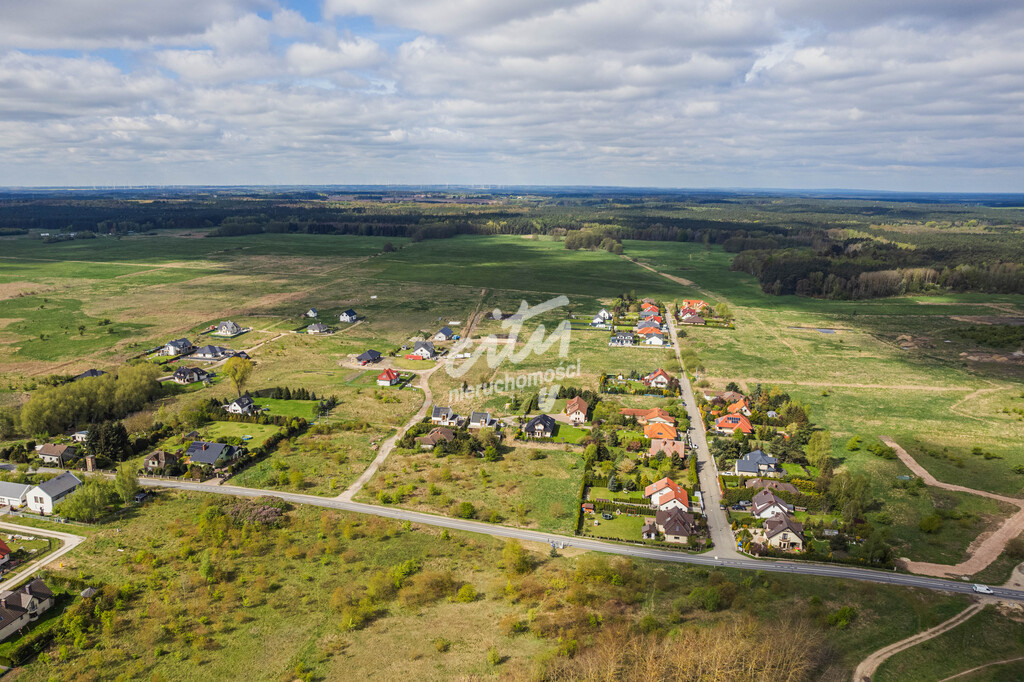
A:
138,477,1024,603
0,521,86,592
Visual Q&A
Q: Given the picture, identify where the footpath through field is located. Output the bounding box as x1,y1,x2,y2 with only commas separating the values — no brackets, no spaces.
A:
852,601,985,681
881,436,1024,578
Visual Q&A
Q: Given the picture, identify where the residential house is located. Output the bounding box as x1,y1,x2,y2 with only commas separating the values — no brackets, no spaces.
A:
641,302,659,312
37,444,75,467
419,427,455,449
648,438,686,459
727,398,752,416
356,349,382,364
643,368,674,389
306,322,330,335
644,423,678,440
715,413,753,434
192,345,231,360
751,489,794,519
639,308,658,320
0,579,55,642
653,508,697,544
564,396,588,425
705,389,745,403
582,502,595,514
608,332,634,347
468,411,497,430
304,308,318,318
71,430,88,443
680,299,708,312
376,368,400,386
523,414,556,438
26,472,82,515
185,441,240,468
744,478,798,494
679,312,705,326
216,320,241,336
643,332,666,346
591,315,610,328
0,481,31,509
162,338,195,357
764,514,804,551
644,477,686,508
620,407,674,425
0,539,9,567
733,449,782,477
635,321,662,332
144,449,178,473
430,406,458,426
339,309,358,323
641,517,659,539
73,369,106,381
224,393,256,415
434,326,454,341
173,366,209,385
409,341,437,360
596,308,612,321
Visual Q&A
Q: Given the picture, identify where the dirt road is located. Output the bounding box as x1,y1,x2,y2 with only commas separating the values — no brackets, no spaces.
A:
882,437,1024,578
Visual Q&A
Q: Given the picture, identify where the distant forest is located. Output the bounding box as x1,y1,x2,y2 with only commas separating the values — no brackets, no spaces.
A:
2,188,1023,299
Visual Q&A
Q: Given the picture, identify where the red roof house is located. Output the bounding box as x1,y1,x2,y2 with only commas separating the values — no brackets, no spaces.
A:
644,423,678,440
377,368,400,386
715,413,752,434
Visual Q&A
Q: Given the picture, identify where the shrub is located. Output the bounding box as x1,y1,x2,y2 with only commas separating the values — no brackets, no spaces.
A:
826,606,858,629
919,514,943,534
455,501,475,519
486,646,502,666
434,638,450,653
455,584,477,603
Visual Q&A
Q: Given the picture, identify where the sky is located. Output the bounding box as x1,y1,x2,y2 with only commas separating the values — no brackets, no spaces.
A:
1,0,1023,191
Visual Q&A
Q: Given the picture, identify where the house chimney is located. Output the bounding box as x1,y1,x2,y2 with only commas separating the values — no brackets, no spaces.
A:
203,443,207,450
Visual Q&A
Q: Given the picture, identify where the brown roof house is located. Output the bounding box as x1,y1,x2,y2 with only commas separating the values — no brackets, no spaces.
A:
144,450,179,473
36,444,75,467
744,478,798,494
564,397,588,425
419,427,455,449
0,579,54,642
643,508,697,544
764,514,804,551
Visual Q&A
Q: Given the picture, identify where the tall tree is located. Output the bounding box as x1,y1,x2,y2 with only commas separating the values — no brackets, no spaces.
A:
114,464,140,505
222,356,255,398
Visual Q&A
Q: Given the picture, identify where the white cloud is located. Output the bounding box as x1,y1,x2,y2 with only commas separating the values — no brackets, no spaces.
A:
0,0,1022,189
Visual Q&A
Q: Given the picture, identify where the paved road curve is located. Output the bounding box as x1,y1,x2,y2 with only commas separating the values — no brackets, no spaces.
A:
0,521,86,592
136,477,1024,603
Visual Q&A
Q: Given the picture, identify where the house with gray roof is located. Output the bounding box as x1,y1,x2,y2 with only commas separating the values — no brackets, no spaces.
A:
0,579,54,642
26,472,82,515
185,441,240,468
224,393,256,415
73,369,106,381
306,322,330,335
215,320,242,336
162,338,195,356
172,366,209,385
751,489,794,519
523,414,556,438
609,332,634,347
192,345,230,360
468,411,497,430
0,481,32,509
733,449,782,477
410,341,437,359
430,406,457,426
356,349,382,364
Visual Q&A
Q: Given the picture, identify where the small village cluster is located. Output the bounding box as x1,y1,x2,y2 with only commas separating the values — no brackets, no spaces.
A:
596,298,669,347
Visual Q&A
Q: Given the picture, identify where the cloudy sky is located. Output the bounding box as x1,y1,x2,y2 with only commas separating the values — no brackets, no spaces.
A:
2,0,1023,190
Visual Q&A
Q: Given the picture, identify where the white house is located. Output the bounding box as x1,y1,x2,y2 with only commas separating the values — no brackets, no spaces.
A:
71,430,88,443
162,338,194,357
430,406,458,426
26,472,82,515
36,444,75,466
434,326,454,341
224,394,256,415
306,322,330,335
750,489,794,519
596,308,612,321
0,481,31,508
0,579,54,642
215,320,241,336
304,308,318,318
410,341,437,360
339,309,358,323
643,333,666,346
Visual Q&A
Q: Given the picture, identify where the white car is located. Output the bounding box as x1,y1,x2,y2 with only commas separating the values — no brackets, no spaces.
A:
972,584,994,595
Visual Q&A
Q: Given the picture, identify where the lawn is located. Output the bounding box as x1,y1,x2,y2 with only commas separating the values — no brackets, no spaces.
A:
579,511,646,541
252,398,321,420
357,444,585,534
229,425,394,496
874,605,1024,682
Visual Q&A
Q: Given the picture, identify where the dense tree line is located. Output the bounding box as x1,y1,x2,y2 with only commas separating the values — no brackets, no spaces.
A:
19,364,163,436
